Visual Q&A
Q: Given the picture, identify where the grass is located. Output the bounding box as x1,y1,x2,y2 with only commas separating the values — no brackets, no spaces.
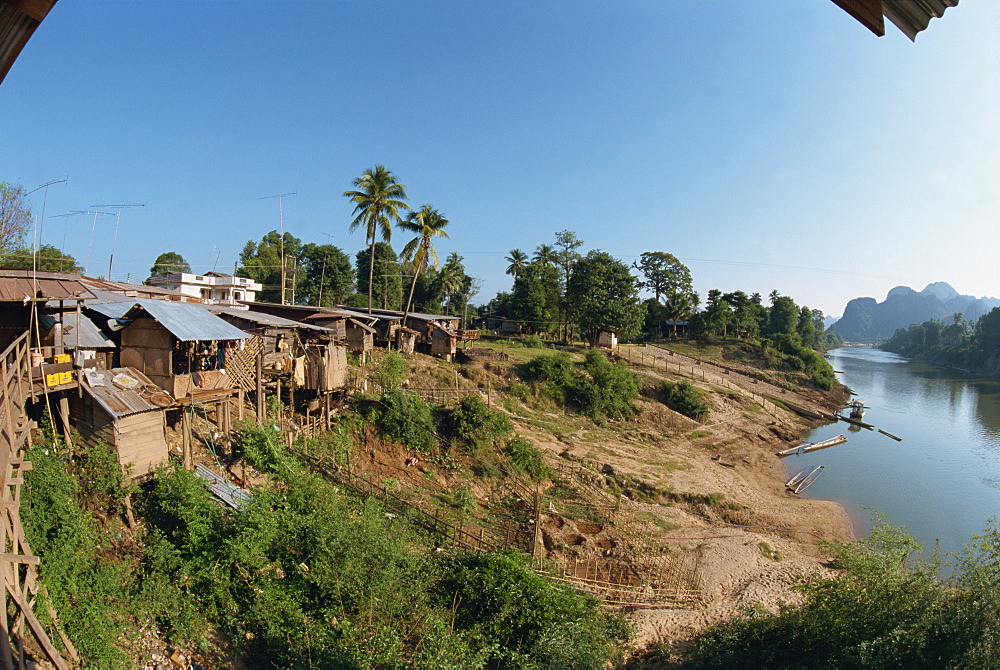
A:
689,430,712,439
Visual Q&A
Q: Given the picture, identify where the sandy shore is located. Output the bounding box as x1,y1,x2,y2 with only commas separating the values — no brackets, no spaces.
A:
521,344,855,655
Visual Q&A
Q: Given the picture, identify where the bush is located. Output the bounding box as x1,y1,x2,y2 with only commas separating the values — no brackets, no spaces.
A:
522,334,545,349
445,394,512,454
506,437,550,481
661,381,711,421
372,389,438,453
436,552,631,669
569,349,639,421
520,351,575,386
374,350,407,390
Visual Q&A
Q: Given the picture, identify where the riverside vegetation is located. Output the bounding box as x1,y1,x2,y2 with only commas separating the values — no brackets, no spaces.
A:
21,339,1000,667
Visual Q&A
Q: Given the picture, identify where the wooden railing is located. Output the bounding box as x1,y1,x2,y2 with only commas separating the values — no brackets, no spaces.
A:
0,333,70,669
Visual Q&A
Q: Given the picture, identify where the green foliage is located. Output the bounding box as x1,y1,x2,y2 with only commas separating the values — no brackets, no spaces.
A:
522,333,546,348
884,308,1000,377
374,350,407,390
235,419,299,474
661,380,711,421
0,181,31,251
566,250,645,344
2,244,83,273
237,230,303,303
75,439,130,511
436,551,631,669
354,241,404,311
445,394,512,454
520,349,639,422
569,349,640,422
22,445,133,666
686,514,1000,669
510,260,562,335
148,251,190,278
506,437,550,481
371,389,438,452
521,351,575,386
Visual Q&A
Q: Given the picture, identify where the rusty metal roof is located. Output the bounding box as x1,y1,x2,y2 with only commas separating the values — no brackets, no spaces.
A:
87,298,251,342
832,0,959,40
0,271,94,302
205,304,332,332
82,367,168,418
0,0,58,84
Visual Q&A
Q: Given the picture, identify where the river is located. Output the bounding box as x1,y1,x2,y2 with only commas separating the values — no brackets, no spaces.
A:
789,346,1000,558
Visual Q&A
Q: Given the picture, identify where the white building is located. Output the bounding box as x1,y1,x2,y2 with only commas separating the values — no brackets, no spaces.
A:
146,271,262,307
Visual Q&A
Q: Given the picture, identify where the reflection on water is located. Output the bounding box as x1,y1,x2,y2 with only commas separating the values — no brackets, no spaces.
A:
790,347,1000,558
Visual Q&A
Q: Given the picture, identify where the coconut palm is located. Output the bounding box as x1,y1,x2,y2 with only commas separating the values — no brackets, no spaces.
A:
438,253,466,314
399,205,450,322
533,244,557,267
344,165,409,313
505,248,528,278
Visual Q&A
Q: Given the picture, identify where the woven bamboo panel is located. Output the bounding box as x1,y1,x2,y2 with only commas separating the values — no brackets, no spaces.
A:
225,336,260,391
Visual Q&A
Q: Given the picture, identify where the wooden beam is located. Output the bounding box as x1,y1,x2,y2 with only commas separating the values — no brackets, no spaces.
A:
4,580,68,670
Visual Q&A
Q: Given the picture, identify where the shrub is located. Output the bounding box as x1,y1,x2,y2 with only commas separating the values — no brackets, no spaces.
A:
436,552,631,669
661,381,711,421
236,419,299,474
522,334,545,349
506,437,550,481
570,349,639,421
520,351,575,386
372,389,438,453
445,394,512,454
374,350,407,390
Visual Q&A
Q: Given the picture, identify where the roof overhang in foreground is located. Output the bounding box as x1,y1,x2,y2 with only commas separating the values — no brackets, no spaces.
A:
0,0,57,84
832,0,959,41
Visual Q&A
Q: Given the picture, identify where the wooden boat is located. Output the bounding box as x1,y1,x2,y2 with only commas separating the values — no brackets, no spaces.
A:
793,465,825,494
776,434,847,457
786,468,809,488
847,399,867,420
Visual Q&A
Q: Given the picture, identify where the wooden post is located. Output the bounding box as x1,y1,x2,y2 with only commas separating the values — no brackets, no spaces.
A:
182,408,192,470
237,388,244,421
255,347,264,421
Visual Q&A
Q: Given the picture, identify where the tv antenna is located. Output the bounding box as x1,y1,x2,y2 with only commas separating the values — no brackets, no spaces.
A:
50,210,115,276
90,203,145,280
259,192,296,304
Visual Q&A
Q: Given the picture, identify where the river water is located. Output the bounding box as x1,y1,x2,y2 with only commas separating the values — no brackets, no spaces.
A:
790,346,1000,558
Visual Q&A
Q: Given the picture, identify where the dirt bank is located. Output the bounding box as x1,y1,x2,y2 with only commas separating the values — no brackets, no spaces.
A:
515,344,854,655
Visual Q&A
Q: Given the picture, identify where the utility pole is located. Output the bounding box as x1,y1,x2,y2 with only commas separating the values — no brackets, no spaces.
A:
259,192,296,304
318,231,335,306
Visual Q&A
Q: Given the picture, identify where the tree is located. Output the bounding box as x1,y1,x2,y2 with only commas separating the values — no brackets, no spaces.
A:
351,242,402,311
798,305,816,348
299,243,353,307
532,244,557,267
566,250,644,344
504,249,528,279
554,230,584,343
438,252,467,314
237,231,303,303
767,295,800,338
0,182,31,252
634,251,692,304
2,244,82,273
510,261,561,334
148,251,190,278
344,166,409,313
398,205,450,320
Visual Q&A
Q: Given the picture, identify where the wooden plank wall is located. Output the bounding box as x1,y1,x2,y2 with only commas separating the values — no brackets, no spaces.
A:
120,318,173,391
115,412,169,479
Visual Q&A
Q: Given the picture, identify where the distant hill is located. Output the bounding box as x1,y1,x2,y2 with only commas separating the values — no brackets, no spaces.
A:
829,282,1000,342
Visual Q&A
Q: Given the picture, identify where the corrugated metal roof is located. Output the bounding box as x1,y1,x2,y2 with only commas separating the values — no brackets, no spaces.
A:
206,304,332,332
833,0,959,40
884,0,958,41
82,367,169,418
88,298,251,342
0,271,94,302
61,311,116,349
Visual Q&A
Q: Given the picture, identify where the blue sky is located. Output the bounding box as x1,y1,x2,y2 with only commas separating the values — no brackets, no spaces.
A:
2,0,998,317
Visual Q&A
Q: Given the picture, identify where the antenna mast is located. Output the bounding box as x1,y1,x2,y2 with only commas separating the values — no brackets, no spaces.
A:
259,192,296,304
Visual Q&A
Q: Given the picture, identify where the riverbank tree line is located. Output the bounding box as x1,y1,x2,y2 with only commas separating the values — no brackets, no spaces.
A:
882,307,1000,377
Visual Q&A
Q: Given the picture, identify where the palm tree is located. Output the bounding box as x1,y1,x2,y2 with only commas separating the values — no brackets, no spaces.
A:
399,205,450,322
533,244,557,267
438,253,465,314
344,166,409,313
505,248,528,278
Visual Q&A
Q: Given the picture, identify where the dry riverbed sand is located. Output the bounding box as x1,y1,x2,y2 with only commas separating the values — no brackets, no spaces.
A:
517,345,853,655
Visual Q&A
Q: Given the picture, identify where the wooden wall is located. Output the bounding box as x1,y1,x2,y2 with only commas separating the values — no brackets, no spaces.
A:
69,394,169,479
120,318,173,391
